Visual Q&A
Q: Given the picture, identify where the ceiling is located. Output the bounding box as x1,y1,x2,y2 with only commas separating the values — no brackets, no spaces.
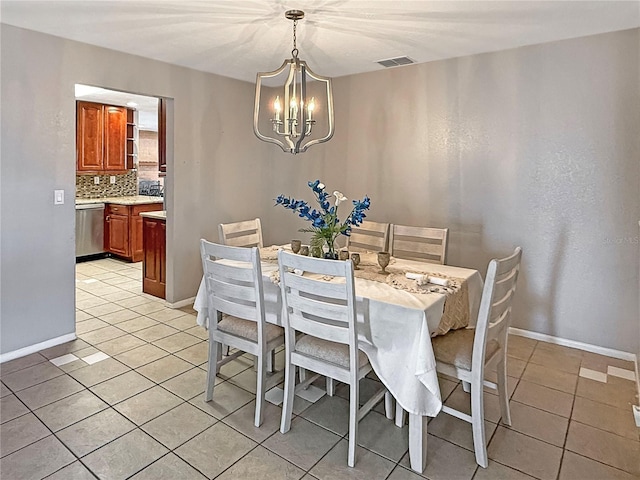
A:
2,1,639,83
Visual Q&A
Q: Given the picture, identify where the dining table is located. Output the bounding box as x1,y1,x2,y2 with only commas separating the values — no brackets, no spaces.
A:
193,245,483,473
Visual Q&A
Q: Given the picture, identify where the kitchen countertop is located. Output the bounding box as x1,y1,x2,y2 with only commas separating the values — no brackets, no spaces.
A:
75,195,164,206
140,211,166,220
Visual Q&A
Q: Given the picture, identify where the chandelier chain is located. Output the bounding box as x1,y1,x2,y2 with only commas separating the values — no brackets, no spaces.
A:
291,19,298,59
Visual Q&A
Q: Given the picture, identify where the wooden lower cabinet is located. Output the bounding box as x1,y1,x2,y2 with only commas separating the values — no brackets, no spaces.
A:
105,203,162,262
142,216,166,299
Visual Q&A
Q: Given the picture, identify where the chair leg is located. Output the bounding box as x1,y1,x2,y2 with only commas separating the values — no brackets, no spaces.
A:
254,352,266,427
470,379,488,468
347,380,359,467
299,367,309,388
326,377,335,396
384,391,394,420
280,361,296,434
204,339,219,402
496,356,512,426
395,403,407,427
267,350,275,373
462,381,471,393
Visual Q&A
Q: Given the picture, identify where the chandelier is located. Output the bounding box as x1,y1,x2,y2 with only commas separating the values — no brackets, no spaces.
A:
253,10,334,155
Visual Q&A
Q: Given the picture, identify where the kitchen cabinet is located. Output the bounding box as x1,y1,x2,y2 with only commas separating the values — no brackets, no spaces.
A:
77,101,134,173
105,203,162,262
142,214,166,299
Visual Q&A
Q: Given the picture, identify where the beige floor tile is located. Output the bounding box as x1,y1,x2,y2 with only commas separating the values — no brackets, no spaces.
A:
217,354,254,379
0,412,51,456
75,310,95,322
572,396,639,440
189,381,256,420
174,341,209,366
386,465,424,480
438,376,459,400
116,316,159,333
129,453,207,480
488,357,527,379
76,317,110,334
77,296,110,310
148,307,186,323
575,377,637,411
398,434,477,480
263,417,341,470
137,355,193,383
15,374,85,410
38,339,91,359
102,275,135,286
311,438,396,479
130,301,167,315
0,394,29,424
185,325,209,340
141,402,216,449
520,363,577,394
559,450,639,480
1,361,64,392
56,407,136,457
529,345,582,374
94,334,147,356
115,343,170,368
222,399,283,443
580,352,636,373
100,290,139,303
511,380,573,417
153,332,201,353
217,445,305,480
300,393,351,435
99,308,140,324
1,352,48,376
0,435,75,479
78,325,127,345
488,426,562,480
565,421,640,476
482,373,520,398
34,389,108,432
82,429,168,480
113,386,183,425
506,335,537,362
133,323,179,342
116,296,156,309
175,423,257,478
90,370,155,404
68,358,130,387
534,341,583,358
356,410,409,462
46,461,97,480
82,302,125,318
167,313,198,331
444,383,503,423
161,367,206,400
0,382,10,398
503,401,568,447
473,460,538,479
428,412,497,452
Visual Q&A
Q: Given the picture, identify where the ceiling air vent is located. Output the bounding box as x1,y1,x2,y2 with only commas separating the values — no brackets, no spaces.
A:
376,56,415,68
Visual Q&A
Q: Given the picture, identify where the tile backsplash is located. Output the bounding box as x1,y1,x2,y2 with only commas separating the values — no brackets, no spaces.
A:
76,171,137,198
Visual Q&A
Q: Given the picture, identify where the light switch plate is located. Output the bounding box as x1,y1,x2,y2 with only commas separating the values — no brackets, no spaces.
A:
110,176,116,184
94,176,100,185
54,189,64,205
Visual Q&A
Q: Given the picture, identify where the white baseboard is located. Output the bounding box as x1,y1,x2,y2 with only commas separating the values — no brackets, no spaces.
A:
0,333,77,364
509,327,637,362
166,296,196,309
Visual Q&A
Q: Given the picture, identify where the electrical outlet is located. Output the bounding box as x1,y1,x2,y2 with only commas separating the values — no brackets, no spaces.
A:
93,176,100,185
54,190,64,205
110,176,116,184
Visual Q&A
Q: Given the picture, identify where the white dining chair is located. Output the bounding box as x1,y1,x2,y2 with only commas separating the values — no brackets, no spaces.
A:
431,247,523,467
200,239,284,427
346,220,390,252
278,251,387,467
389,224,449,264
218,218,264,248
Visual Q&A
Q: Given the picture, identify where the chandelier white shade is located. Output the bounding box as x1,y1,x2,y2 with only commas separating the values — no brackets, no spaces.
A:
253,10,334,155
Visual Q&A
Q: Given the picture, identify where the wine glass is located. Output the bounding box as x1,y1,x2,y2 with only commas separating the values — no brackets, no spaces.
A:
351,253,360,270
377,251,391,274
291,239,301,254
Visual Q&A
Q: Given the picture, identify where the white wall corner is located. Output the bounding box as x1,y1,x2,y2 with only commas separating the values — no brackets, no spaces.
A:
166,296,196,309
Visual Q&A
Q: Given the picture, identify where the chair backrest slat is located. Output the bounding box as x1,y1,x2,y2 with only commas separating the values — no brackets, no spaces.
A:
279,251,357,349
219,218,264,248
200,239,265,328
390,225,449,264
346,221,390,252
472,247,522,368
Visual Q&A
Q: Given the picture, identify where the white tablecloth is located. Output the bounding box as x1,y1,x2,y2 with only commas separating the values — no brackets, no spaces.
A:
193,256,482,417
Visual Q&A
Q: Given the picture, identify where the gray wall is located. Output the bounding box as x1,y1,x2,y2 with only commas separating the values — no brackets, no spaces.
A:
1,23,638,356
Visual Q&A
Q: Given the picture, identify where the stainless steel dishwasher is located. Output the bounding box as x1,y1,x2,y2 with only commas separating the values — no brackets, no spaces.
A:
76,203,105,258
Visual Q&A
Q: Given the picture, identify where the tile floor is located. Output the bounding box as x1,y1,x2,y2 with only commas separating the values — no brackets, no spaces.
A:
1,257,639,479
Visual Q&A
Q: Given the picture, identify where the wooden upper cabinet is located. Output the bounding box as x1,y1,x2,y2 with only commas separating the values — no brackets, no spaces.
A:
104,106,127,171
76,102,104,171
76,101,130,173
